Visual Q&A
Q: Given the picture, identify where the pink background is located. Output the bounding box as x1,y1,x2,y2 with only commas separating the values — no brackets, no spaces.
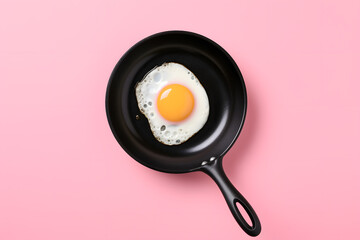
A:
1,0,360,239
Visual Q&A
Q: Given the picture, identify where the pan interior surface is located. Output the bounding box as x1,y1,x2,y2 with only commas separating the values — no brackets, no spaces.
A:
106,31,247,173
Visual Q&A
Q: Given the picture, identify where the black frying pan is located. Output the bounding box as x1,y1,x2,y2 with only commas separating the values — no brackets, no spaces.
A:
105,31,261,236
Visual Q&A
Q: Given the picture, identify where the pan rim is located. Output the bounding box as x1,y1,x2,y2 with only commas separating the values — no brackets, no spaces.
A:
105,30,247,173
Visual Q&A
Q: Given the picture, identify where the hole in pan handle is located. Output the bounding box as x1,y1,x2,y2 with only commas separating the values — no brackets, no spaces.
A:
201,157,261,237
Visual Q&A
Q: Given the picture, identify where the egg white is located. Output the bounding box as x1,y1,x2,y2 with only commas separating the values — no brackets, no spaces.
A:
135,62,209,145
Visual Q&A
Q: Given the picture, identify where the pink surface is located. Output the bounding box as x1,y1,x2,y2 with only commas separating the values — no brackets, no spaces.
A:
1,0,360,239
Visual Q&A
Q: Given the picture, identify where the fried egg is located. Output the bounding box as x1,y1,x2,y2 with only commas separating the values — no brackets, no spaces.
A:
135,62,209,145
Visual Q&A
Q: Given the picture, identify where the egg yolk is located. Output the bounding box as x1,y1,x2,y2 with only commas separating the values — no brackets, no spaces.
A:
157,84,194,122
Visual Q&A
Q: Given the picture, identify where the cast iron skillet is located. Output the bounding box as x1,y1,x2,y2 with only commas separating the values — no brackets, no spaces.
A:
106,31,261,236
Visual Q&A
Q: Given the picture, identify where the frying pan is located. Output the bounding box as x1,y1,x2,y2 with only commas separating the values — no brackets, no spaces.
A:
105,31,261,236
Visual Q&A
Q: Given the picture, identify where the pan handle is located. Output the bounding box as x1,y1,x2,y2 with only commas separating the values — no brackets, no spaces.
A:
201,156,261,236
